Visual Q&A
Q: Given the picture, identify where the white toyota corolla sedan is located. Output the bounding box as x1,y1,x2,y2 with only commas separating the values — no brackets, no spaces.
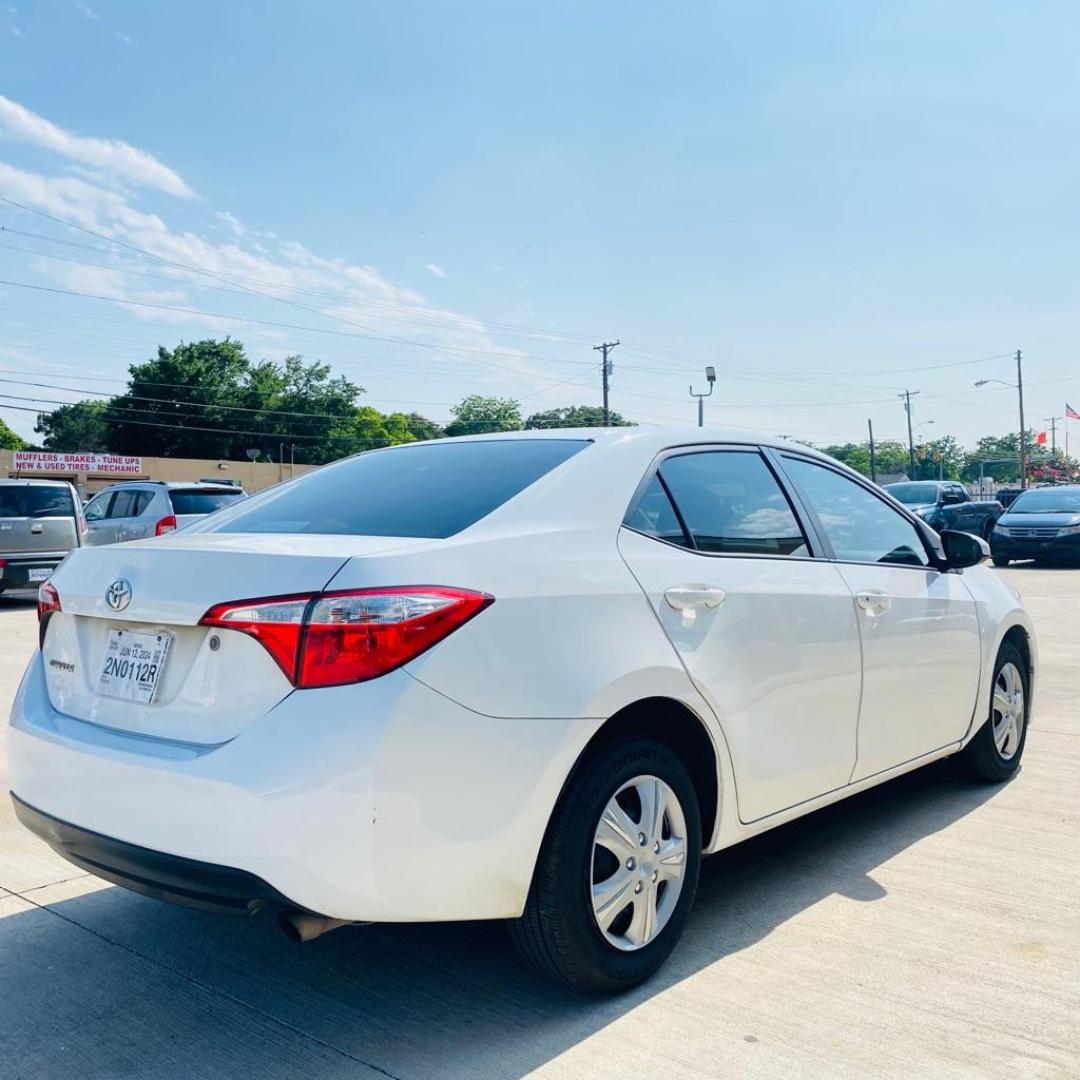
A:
8,429,1035,991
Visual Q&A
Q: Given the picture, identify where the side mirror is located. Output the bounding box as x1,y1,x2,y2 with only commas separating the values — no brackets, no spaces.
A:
939,529,988,570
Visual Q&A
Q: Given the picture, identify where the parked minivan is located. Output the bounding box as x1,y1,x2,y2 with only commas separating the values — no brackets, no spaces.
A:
83,481,247,546
0,479,84,595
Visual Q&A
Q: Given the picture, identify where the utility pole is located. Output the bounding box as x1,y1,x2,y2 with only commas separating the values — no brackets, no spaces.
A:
899,389,920,479
1044,415,1062,457
690,366,717,427
867,418,877,483
593,341,620,426
1017,349,1027,489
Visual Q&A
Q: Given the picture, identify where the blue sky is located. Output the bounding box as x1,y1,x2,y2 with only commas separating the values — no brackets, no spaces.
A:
1,1,1079,450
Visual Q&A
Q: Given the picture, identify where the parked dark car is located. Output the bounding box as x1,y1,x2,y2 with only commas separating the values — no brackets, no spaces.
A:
990,485,1080,566
883,480,1004,539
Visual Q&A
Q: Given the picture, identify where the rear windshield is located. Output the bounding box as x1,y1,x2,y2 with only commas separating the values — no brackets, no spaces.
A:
214,439,589,538
885,482,941,504
169,490,246,515
0,485,76,518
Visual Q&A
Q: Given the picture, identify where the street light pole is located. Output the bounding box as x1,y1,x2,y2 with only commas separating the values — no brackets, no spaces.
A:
1016,349,1027,488
689,366,716,427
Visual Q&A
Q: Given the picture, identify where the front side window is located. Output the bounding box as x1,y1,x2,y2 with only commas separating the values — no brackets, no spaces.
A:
784,457,930,567
84,493,113,522
654,451,809,556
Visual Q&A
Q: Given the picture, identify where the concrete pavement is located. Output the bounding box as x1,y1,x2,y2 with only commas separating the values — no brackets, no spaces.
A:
1,568,1077,1080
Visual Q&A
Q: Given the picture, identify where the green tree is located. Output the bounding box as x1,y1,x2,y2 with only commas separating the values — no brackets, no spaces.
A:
961,434,1023,483
100,340,364,464
444,395,522,437
34,400,111,451
402,412,444,441
524,405,634,429
820,440,910,478
0,416,27,450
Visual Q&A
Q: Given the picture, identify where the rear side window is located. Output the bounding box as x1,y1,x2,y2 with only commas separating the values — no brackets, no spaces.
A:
169,490,245,515
624,475,690,547
644,451,809,556
107,490,141,518
0,486,75,518
214,439,589,538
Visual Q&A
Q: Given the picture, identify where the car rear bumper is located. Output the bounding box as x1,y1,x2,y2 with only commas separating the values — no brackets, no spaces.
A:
11,793,298,914
0,552,68,589
7,651,599,922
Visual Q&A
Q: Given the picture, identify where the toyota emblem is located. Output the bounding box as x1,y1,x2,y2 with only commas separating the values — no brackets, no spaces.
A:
106,579,132,612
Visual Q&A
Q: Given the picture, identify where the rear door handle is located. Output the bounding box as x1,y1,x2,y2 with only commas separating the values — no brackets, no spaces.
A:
855,590,892,616
30,524,43,534
665,585,727,611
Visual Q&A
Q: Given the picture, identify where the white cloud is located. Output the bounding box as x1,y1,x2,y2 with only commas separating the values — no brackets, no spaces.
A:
73,0,98,18
214,210,246,238
425,262,447,279
10,23,22,36
0,96,190,198
113,30,132,46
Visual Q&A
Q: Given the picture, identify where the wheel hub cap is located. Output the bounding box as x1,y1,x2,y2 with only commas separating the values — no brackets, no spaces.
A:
590,775,687,952
991,661,1025,761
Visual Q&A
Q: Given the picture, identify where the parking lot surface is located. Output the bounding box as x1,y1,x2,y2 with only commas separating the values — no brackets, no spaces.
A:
1,567,1077,1080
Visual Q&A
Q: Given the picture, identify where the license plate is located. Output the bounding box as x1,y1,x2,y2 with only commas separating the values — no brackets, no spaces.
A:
98,628,172,704
27,568,51,582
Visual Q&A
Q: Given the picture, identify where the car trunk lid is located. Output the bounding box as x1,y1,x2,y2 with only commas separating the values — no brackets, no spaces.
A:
41,532,435,743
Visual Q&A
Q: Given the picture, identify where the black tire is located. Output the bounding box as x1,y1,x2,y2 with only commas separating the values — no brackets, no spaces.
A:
992,556,1010,567
510,737,702,993
956,641,1029,783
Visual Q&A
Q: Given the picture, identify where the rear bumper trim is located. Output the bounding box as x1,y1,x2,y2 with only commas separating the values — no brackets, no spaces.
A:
11,792,310,916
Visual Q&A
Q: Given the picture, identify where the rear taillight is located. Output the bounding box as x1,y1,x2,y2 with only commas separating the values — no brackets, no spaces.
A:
155,515,178,536
200,587,493,688
37,581,61,646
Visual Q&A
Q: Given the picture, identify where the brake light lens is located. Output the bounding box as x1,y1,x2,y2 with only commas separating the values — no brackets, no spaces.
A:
37,581,60,621
200,587,492,688
155,515,178,536
37,581,61,646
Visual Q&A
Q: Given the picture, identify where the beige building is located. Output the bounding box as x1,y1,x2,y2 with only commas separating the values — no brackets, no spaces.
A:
1,449,315,499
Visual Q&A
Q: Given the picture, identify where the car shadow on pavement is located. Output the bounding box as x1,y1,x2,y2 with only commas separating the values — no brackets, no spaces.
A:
1,760,1004,1080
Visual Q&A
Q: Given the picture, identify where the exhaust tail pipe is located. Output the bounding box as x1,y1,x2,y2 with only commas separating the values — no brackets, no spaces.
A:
279,910,355,943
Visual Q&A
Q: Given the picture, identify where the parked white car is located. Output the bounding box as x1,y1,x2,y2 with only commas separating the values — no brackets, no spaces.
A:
8,429,1035,991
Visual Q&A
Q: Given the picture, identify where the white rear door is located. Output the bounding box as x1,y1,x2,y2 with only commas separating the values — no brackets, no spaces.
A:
776,453,982,781
618,448,863,823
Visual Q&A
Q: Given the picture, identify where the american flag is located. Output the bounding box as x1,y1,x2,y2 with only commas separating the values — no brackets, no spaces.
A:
1067,403,1080,421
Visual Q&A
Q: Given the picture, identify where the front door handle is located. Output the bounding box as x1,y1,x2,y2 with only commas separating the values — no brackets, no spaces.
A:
665,585,727,612
855,590,892,616
30,524,43,534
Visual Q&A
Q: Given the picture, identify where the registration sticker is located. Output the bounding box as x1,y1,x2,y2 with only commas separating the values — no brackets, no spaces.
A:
98,628,172,704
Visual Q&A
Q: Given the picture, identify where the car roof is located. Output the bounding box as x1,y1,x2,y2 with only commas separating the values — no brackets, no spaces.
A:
0,477,76,488
374,425,837,460
96,480,242,491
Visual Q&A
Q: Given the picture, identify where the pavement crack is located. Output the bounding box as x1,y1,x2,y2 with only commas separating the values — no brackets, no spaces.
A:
10,888,406,1080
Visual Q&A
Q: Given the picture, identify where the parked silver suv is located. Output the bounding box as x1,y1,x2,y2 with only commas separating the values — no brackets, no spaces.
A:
83,481,246,546
0,479,84,595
